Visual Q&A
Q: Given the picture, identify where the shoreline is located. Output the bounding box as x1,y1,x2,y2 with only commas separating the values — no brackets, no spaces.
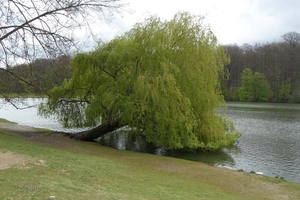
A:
0,118,299,183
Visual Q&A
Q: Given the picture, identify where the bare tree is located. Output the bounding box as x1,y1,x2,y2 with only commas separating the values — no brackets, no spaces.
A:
281,32,300,91
0,0,127,105
282,32,300,48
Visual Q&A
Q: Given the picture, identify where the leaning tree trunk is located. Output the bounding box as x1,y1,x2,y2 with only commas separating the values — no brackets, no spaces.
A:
70,119,122,141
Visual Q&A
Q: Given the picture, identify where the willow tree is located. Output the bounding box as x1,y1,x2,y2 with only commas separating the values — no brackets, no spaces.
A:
40,12,239,151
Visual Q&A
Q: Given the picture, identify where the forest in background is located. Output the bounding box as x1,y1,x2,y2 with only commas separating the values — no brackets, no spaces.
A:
223,32,300,103
1,32,299,103
0,55,71,96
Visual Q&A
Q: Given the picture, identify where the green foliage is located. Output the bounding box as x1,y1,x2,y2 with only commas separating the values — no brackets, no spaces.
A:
233,68,271,102
277,80,292,102
40,12,239,151
252,72,271,101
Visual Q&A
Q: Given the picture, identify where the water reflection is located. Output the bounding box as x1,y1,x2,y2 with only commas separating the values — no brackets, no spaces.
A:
0,98,88,132
167,149,235,166
96,129,235,166
96,129,166,155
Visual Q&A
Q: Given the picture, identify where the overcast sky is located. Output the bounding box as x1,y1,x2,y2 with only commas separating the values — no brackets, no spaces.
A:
94,0,300,45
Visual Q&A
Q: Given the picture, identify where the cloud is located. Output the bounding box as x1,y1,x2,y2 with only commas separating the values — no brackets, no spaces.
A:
86,0,300,46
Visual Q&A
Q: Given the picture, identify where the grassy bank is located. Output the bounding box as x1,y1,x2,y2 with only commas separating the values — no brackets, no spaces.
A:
0,121,300,199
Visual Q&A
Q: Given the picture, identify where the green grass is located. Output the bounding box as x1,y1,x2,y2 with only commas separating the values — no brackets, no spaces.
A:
0,127,300,200
0,133,222,199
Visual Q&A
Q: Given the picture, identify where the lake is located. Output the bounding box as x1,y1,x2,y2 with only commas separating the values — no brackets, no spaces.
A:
0,99,300,183
224,102,300,182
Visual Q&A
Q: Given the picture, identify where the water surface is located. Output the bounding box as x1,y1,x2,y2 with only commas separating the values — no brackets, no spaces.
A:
224,102,300,182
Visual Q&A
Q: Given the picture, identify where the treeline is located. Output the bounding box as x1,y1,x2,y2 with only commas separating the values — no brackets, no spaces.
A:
0,56,72,95
223,32,300,103
2,32,300,103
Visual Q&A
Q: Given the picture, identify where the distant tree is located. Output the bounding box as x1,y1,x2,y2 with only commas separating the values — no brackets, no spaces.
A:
222,44,244,99
0,56,72,97
234,68,270,102
282,32,300,48
277,80,291,102
224,32,300,102
233,68,252,101
252,72,271,101
281,32,300,101
40,12,240,151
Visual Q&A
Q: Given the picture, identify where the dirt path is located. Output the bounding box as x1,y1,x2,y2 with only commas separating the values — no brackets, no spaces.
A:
0,121,69,169
0,122,39,133
0,151,34,170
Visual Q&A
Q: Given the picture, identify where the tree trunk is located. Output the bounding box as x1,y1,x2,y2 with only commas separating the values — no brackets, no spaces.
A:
70,120,122,141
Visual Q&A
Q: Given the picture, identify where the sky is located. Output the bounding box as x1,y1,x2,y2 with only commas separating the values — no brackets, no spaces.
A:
94,0,300,45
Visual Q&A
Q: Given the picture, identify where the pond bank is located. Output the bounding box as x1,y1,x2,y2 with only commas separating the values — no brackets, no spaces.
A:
2,99,300,182
0,119,300,199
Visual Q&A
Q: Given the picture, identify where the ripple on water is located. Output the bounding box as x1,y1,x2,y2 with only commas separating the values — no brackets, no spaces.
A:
226,102,300,182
